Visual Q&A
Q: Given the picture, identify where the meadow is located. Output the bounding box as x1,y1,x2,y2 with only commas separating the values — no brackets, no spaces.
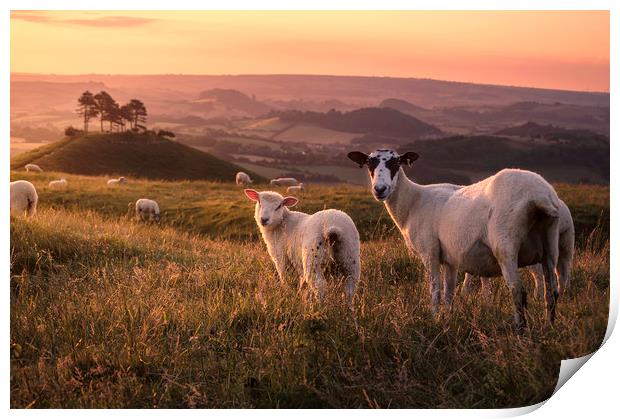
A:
10,172,610,408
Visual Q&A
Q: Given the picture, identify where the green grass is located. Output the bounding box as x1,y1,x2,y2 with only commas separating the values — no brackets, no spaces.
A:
10,174,609,408
10,132,265,183
10,171,609,243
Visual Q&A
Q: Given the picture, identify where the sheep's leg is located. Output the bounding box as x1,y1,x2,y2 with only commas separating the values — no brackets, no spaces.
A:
480,277,492,294
462,273,475,295
557,254,572,293
528,264,545,299
542,220,560,323
333,239,361,304
442,265,456,307
498,257,527,332
303,242,328,300
425,260,441,315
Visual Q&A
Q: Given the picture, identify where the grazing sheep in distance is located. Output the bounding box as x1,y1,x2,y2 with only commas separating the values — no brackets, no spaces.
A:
131,199,161,222
10,180,38,217
286,183,304,193
48,178,68,190
24,164,43,173
236,172,253,185
463,198,574,295
270,177,299,187
107,177,128,187
244,189,361,302
348,149,562,330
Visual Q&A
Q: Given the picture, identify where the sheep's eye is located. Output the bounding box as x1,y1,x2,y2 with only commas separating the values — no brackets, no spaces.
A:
368,157,380,178
276,203,283,210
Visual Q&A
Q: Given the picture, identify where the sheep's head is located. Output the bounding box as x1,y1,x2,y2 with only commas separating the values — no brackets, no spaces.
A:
347,149,419,201
244,189,298,230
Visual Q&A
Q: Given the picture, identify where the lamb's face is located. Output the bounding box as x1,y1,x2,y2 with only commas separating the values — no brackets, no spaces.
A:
347,149,419,201
244,189,298,230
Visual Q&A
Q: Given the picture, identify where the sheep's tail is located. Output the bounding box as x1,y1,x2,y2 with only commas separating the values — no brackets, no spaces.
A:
324,226,343,247
26,196,35,216
531,195,559,218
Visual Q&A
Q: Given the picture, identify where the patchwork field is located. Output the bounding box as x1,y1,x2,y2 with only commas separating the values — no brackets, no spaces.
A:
10,171,609,408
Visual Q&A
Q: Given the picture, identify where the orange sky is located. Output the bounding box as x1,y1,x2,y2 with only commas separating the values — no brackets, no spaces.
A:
10,10,609,92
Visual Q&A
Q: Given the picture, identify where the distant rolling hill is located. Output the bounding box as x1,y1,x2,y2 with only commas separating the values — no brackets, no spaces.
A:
495,121,609,142
274,107,442,139
195,88,273,117
10,132,265,182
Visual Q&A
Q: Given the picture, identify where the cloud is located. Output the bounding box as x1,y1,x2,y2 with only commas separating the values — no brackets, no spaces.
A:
11,11,156,27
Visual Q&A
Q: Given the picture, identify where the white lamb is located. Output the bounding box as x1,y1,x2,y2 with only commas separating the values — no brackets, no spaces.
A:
244,189,361,301
131,199,161,222
10,180,38,217
236,172,253,185
270,177,299,187
286,183,304,193
48,178,68,190
348,149,562,330
463,198,574,295
107,177,128,187
24,163,43,173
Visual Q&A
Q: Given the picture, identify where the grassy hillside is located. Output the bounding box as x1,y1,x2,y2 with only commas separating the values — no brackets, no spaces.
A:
10,183,609,407
9,171,609,243
10,132,265,183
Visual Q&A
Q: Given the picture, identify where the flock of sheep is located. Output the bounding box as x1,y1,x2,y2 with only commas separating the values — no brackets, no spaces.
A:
11,165,160,222
11,149,575,331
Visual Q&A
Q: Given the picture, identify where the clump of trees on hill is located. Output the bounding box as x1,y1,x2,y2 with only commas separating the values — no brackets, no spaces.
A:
76,91,147,133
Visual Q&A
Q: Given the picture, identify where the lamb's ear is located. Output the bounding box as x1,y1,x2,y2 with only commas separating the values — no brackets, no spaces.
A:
244,189,260,202
399,152,419,167
347,151,369,168
281,196,298,208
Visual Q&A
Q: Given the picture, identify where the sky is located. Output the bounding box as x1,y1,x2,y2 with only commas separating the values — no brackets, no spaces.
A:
10,10,610,92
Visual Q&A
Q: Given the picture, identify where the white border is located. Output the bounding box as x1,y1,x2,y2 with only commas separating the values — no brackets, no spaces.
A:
3,1,616,417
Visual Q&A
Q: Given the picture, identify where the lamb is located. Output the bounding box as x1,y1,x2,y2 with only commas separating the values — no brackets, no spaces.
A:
10,180,38,217
48,178,68,190
463,198,574,295
348,149,562,330
286,183,304,193
244,189,361,302
24,163,43,173
236,172,253,185
270,177,299,187
131,199,161,222
107,177,128,187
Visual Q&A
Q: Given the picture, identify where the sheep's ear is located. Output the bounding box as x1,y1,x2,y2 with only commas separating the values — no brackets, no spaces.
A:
347,151,369,168
244,189,260,202
282,196,298,208
399,152,419,167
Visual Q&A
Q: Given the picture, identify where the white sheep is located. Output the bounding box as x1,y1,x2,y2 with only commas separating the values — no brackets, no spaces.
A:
270,177,299,187
463,198,574,295
107,177,128,187
131,199,161,222
244,189,360,302
286,183,304,193
24,163,43,173
236,172,253,185
349,149,562,330
48,178,68,190
10,180,38,217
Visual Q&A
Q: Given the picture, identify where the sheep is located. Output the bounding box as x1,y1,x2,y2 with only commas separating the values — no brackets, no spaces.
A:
348,149,562,330
48,178,68,190
10,180,38,217
244,188,361,302
270,177,299,187
286,183,304,193
463,198,574,296
107,177,128,187
131,199,161,222
236,172,253,185
24,163,43,173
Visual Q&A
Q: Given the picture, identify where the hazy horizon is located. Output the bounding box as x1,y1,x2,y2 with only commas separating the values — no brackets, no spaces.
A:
11,11,609,92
